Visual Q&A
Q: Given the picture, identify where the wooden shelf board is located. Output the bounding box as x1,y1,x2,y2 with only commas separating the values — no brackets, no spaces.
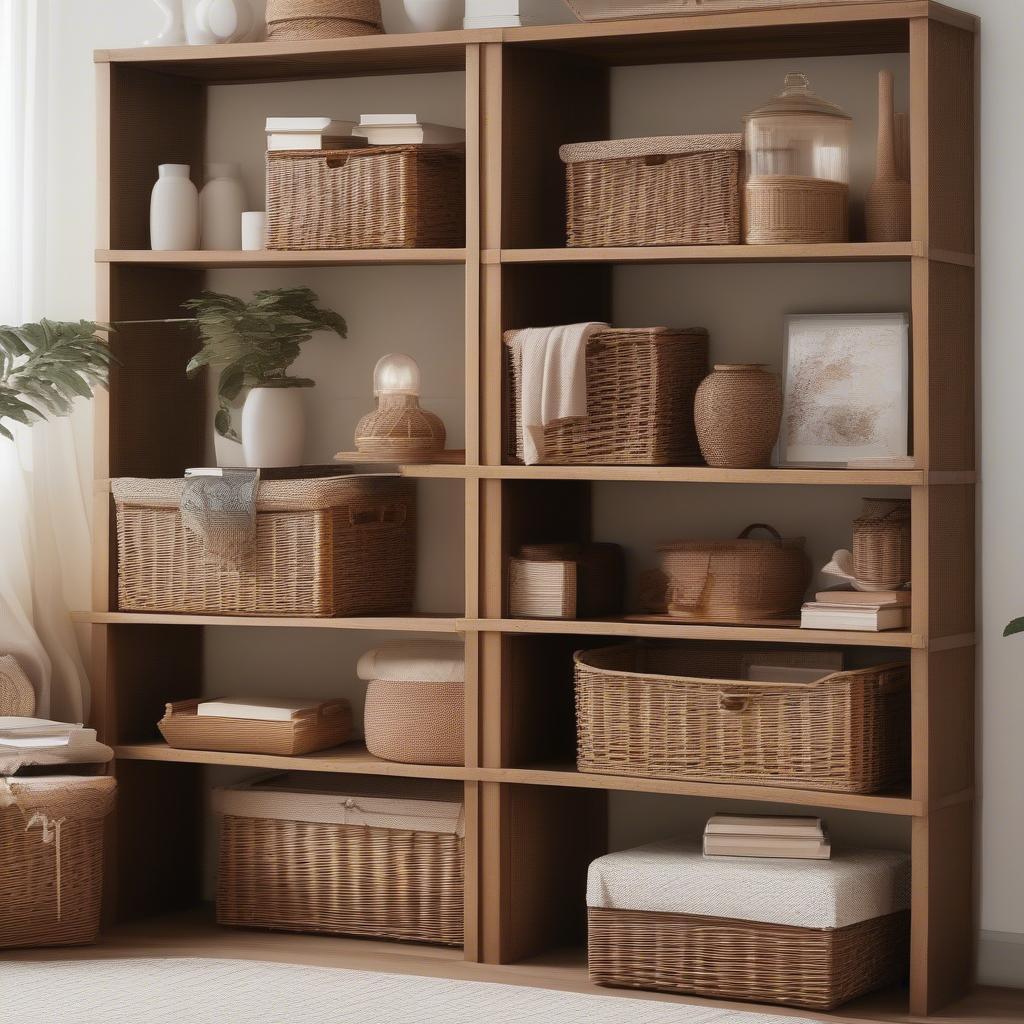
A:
478,617,920,648
99,249,467,267
334,450,467,469
75,611,464,632
479,465,927,485
494,243,921,265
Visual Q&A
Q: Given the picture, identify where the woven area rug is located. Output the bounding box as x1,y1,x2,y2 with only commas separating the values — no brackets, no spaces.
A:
0,957,821,1024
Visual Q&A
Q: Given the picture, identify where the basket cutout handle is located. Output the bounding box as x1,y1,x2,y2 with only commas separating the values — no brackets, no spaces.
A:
718,691,751,713
737,523,783,541
642,154,668,167
349,502,408,529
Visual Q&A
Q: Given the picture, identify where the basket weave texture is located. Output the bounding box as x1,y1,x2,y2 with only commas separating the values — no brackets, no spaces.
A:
562,135,742,247
509,543,624,620
587,906,909,1010
0,776,116,949
575,644,910,793
0,655,35,717
853,499,911,588
504,328,708,465
364,680,465,766
745,177,849,244
267,146,465,250
112,476,416,617
266,0,383,39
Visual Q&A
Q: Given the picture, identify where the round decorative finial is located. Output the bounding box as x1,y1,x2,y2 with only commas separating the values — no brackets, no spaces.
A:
373,353,421,397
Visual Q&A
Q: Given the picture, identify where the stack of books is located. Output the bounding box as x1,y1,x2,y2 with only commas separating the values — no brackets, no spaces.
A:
703,814,831,860
196,697,322,722
353,114,466,146
265,117,361,151
801,588,911,632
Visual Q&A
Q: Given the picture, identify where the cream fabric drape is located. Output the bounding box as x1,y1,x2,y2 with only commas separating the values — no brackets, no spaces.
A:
0,0,92,722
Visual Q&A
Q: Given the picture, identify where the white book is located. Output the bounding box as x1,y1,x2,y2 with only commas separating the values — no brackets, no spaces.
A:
358,113,421,127
265,117,356,134
464,14,522,28
197,697,322,722
704,836,832,860
705,814,823,839
801,603,910,632
353,123,465,146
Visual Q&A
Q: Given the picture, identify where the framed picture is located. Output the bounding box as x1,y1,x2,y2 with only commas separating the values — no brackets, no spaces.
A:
778,313,910,467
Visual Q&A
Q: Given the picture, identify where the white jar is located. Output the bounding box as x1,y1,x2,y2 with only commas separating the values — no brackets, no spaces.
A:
200,163,246,250
150,164,199,250
402,0,463,32
241,211,267,251
241,387,305,468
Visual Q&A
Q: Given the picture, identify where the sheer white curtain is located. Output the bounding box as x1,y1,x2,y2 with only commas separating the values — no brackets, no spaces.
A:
0,0,92,723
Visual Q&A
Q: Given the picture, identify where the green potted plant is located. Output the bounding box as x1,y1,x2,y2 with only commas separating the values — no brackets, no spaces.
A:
0,320,112,440
1005,618,1024,637
184,287,346,467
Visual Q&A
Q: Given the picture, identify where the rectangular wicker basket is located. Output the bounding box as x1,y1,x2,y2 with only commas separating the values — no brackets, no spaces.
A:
112,476,416,618
216,774,465,945
504,327,708,465
575,644,910,793
588,907,909,1010
560,135,743,247
0,776,116,949
266,144,465,250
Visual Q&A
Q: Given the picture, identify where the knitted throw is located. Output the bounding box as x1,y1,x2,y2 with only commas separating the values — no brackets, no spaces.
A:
180,469,260,571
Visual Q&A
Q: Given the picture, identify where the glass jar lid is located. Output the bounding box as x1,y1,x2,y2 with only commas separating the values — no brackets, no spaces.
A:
744,72,851,122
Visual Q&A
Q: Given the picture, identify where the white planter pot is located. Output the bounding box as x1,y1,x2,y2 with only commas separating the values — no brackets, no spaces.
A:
213,430,245,468
402,0,463,32
143,0,187,45
241,387,305,468
192,0,253,42
200,162,246,250
150,164,199,251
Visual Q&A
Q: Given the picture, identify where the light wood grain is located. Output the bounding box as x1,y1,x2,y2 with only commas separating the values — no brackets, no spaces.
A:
75,611,465,632
495,243,925,264
99,249,467,267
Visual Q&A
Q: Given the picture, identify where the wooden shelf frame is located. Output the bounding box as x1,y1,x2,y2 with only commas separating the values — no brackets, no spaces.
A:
91,4,977,1017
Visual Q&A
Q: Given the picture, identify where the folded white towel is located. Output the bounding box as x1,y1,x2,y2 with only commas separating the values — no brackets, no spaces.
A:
510,322,608,465
0,718,114,775
356,640,465,683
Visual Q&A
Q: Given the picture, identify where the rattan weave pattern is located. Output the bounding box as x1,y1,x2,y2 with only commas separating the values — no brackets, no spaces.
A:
0,655,35,717
364,680,465,766
267,146,465,250
505,328,708,465
217,816,464,945
745,177,849,244
852,499,911,589
266,0,383,39
574,644,910,793
587,906,909,1011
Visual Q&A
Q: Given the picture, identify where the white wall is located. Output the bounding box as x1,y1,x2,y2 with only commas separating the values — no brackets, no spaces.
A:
41,0,1023,986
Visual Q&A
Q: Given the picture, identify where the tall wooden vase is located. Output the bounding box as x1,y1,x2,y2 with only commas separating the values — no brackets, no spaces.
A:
865,70,911,242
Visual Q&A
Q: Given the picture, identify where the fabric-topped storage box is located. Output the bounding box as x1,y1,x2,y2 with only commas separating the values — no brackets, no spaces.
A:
1,775,116,949
561,134,743,247
112,476,416,618
587,839,910,1010
215,773,464,945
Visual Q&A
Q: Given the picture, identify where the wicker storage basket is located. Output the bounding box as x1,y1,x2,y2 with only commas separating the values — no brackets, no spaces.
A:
0,655,35,717
586,840,910,1010
159,698,354,757
564,0,900,20
0,775,116,949
853,498,911,589
504,327,708,465
112,476,416,618
267,145,465,250
216,774,464,945
364,681,464,766
266,0,383,39
575,643,910,792
509,543,624,620
560,135,742,247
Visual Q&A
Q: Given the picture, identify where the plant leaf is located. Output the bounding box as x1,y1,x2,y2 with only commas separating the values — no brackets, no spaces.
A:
1004,618,1024,637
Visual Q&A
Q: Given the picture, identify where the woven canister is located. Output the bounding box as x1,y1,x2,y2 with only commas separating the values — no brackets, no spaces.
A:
853,498,911,588
694,364,782,468
0,656,35,717
266,0,383,40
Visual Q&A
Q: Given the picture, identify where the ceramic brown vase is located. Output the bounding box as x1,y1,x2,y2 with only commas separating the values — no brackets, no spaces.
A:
694,363,782,469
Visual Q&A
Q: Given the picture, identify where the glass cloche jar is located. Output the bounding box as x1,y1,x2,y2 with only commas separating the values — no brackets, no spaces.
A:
743,73,852,244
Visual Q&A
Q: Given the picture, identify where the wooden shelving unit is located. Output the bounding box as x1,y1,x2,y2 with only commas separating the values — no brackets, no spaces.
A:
90,3,976,1017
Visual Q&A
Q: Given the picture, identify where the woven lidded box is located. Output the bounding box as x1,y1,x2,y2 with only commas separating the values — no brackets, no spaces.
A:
587,839,910,1010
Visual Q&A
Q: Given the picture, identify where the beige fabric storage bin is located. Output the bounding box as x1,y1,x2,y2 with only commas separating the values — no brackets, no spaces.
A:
508,543,625,620
215,773,464,945
0,775,116,949
587,839,910,1010
112,476,416,618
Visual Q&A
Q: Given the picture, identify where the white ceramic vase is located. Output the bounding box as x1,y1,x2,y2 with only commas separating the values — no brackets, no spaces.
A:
214,430,245,468
200,163,246,250
191,0,253,42
150,164,199,250
144,0,187,45
402,0,463,32
241,387,305,468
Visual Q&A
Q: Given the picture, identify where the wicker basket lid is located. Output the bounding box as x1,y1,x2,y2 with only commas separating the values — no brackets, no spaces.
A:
559,133,743,164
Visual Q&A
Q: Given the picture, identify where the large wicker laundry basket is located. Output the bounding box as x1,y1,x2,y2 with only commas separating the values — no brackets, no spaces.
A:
0,775,116,949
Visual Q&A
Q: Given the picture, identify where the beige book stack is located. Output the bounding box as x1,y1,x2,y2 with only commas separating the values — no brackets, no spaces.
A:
801,587,911,632
703,814,831,860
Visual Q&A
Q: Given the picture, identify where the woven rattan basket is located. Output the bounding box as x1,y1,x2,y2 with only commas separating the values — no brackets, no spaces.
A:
853,498,911,589
565,0,902,17
266,0,382,39
267,145,465,250
508,543,624,620
504,327,708,465
112,476,416,618
364,680,465,766
0,775,116,949
745,176,849,244
561,135,742,247
216,774,464,945
574,644,910,792
0,655,35,717
159,698,354,756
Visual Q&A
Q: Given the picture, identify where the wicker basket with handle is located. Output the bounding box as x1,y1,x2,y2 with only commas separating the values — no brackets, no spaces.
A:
564,0,903,20
575,643,910,792
265,0,382,39
267,145,465,250
112,476,416,617
561,134,742,247
504,327,708,465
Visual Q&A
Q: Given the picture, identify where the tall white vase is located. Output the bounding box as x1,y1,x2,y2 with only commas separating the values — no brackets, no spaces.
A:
144,0,187,45
150,164,199,251
200,163,246,250
402,0,463,32
241,387,305,468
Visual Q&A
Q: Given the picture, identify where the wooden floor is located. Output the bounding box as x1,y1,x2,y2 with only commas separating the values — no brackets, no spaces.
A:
2,909,1020,1024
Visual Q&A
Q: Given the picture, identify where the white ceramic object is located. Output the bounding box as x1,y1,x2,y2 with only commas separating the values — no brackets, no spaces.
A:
241,387,305,468
402,0,463,32
194,0,253,42
200,163,246,250
144,0,187,45
213,431,246,468
464,0,521,28
150,164,199,250
241,211,268,251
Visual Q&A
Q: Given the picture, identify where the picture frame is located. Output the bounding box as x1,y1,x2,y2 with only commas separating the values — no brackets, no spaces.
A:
778,312,910,468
